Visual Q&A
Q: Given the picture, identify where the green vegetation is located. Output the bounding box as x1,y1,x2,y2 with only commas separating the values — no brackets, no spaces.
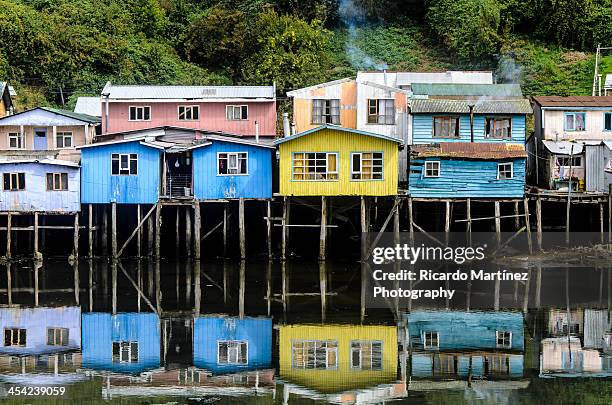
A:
1,0,612,109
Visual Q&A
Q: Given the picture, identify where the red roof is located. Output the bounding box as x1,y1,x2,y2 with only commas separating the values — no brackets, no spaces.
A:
411,143,527,160
532,96,612,107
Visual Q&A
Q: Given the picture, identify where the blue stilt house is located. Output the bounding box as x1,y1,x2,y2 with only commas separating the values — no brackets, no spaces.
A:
81,312,160,374
408,84,532,198
193,316,272,374
79,127,274,203
406,311,525,379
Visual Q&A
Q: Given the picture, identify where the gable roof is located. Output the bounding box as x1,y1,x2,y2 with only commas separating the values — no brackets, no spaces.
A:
411,143,527,160
101,82,275,101
532,96,612,108
411,83,523,97
273,124,403,145
286,78,354,97
410,99,532,114
0,106,100,125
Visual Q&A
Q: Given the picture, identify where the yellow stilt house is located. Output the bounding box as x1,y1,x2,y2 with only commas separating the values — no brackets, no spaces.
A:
278,324,399,396
274,125,403,196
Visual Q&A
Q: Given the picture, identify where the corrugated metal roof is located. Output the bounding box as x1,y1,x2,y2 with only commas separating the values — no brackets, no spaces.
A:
410,99,532,114
273,124,403,145
74,97,101,117
604,74,612,89
0,158,79,167
411,142,527,160
542,140,584,155
40,107,100,123
533,96,612,107
102,82,275,100
411,83,523,97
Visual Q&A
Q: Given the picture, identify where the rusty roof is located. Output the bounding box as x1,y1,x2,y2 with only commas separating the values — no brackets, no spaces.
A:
411,142,527,160
532,96,612,107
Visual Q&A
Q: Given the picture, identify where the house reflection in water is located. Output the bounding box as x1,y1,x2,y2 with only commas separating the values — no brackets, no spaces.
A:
278,324,405,404
81,312,160,374
0,306,84,385
193,315,272,374
406,311,525,379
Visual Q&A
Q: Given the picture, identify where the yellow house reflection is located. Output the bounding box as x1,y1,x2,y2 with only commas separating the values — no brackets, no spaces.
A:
279,324,398,394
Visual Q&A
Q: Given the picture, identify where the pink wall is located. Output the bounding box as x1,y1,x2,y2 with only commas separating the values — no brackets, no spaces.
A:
102,101,277,136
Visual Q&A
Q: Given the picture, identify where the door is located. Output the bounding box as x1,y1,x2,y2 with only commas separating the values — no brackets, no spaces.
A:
33,128,47,150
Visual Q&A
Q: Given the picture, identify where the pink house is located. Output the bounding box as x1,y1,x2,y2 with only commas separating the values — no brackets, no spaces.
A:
100,82,277,138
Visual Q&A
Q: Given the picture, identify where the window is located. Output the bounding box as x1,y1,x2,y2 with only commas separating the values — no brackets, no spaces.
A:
8,132,24,149
433,354,456,375
497,162,513,180
424,161,440,178
47,328,69,346
4,328,26,347
292,152,338,180
46,173,68,191
178,105,199,121
112,341,138,363
556,156,582,167
496,331,512,349
605,112,612,131
111,154,138,176
487,354,511,375
129,106,151,121
218,341,248,364
433,116,460,138
312,99,340,124
367,99,394,124
218,152,248,175
423,331,439,349
292,340,338,369
351,152,383,180
562,323,580,335
351,340,383,370
564,112,586,131
56,132,73,148
2,173,25,191
486,117,512,138
226,105,248,121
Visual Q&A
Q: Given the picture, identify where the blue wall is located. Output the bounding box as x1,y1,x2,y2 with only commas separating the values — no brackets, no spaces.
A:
192,140,273,200
411,353,524,378
80,141,161,204
193,316,272,374
412,114,526,144
82,313,160,374
406,311,524,351
409,158,526,198
0,163,80,212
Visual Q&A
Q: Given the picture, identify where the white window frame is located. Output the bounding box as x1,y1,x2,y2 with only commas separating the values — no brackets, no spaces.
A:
217,340,248,365
56,132,73,149
292,152,339,181
312,99,340,124
46,172,69,191
217,152,248,176
178,105,200,121
111,153,138,176
433,116,461,138
424,161,440,178
351,152,384,181
8,132,25,149
496,331,512,349
112,341,139,363
291,339,338,369
128,106,151,121
3,172,25,191
564,112,586,131
367,99,395,125
226,105,248,121
485,116,512,139
423,331,439,349
47,327,69,346
497,162,514,180
4,328,26,347
350,340,383,370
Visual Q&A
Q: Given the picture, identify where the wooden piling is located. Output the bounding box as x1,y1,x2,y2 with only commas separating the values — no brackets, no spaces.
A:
319,261,327,322
239,260,245,319
101,206,108,256
185,206,192,257
514,201,520,230
111,202,117,259
494,201,501,246
88,205,94,258
466,198,472,246
193,260,201,317
73,213,79,260
6,213,11,259
155,203,162,259
281,197,289,261
136,205,141,257
600,202,605,244
222,204,228,257
524,198,533,254
147,209,154,256
155,260,161,314
193,202,201,260
34,262,40,307
175,206,180,256
408,198,414,244
88,261,93,312
266,200,272,260
445,201,451,245
73,260,80,305
6,264,11,306
33,212,40,260
239,198,246,260
111,261,117,315
319,196,327,261
536,196,543,251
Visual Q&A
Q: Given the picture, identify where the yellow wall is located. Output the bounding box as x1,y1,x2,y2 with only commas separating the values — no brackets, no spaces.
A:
279,128,399,196
279,324,397,393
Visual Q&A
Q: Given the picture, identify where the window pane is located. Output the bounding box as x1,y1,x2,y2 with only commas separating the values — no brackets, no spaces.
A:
130,156,138,175
47,328,54,345
46,173,53,190
18,173,25,190
605,113,612,131
111,157,119,175
219,342,228,363
240,106,247,120
61,173,68,190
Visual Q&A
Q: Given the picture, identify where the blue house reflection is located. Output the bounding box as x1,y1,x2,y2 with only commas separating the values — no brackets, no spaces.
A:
82,313,160,374
193,316,272,374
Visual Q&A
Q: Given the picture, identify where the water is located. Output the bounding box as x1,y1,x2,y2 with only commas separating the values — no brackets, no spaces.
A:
0,258,610,404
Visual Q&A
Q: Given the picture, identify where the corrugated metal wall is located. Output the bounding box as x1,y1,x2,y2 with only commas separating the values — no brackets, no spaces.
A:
584,309,611,349
585,145,605,192
412,114,526,144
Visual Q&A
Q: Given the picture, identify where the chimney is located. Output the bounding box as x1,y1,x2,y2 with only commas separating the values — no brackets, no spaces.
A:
283,113,290,137
255,120,259,143
468,104,475,143
291,122,296,136
383,69,388,86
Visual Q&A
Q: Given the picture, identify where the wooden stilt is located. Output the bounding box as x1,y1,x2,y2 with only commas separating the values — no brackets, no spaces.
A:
222,204,228,258
445,201,451,245
33,212,40,260
600,202,605,244
319,196,327,261
266,260,272,317
223,261,229,304
111,261,117,315
239,260,245,319
6,213,11,259
408,198,414,244
522,268,531,313
72,213,79,260
155,260,161,314
535,263,542,308
101,206,108,256
239,198,246,260
281,197,290,261
494,201,501,246
155,203,162,259
514,201,520,230
319,261,327,322
193,260,201,317
524,198,533,254
147,261,153,297
147,209,154,256
175,207,180,256
193,202,201,260
111,202,117,259
266,200,272,260
6,264,11,306
185,206,192,257
393,202,401,319
281,261,288,317
565,192,571,246
34,262,40,307
466,199,472,246
494,276,500,311
88,205,94,258
185,260,191,306
536,196,543,251
88,260,93,312
136,205,141,257
73,261,80,305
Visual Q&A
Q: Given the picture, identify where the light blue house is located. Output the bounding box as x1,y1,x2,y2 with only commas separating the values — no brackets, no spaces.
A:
411,352,524,379
408,84,531,198
79,127,273,203
193,316,272,374
81,312,160,374
0,306,81,355
0,159,81,212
